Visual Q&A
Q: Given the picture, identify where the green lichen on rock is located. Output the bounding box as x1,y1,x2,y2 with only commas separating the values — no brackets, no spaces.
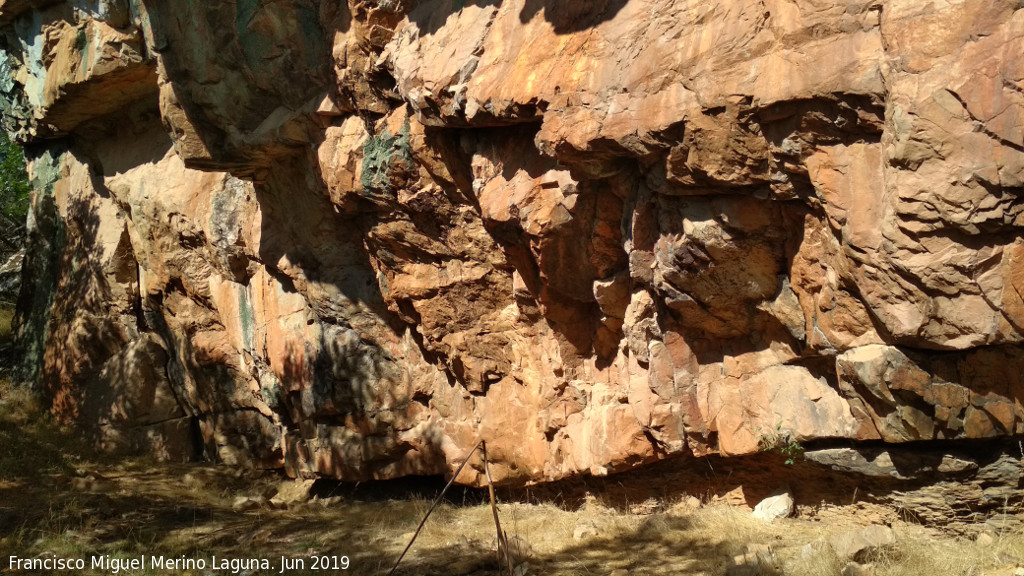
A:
360,120,412,194
238,283,254,352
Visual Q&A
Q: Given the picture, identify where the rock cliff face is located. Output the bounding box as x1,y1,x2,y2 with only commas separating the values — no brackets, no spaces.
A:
3,0,1023,486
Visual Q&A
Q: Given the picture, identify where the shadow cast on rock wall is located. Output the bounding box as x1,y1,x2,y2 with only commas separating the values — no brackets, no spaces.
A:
407,0,630,37
519,0,629,33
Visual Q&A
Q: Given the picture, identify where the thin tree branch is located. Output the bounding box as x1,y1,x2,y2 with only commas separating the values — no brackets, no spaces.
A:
483,441,515,576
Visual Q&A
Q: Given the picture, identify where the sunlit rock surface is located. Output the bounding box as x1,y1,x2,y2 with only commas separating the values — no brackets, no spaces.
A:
4,0,1024,485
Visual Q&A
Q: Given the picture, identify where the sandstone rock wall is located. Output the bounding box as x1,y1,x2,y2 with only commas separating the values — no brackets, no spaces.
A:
3,0,1023,485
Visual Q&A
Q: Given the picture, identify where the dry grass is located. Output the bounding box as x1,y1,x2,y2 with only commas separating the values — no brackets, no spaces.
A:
3,386,1024,576
0,305,12,340
0,380,81,481
869,526,1024,576
779,518,1024,576
392,499,1024,576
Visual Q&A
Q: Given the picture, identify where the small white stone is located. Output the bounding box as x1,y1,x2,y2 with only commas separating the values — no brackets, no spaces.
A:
752,488,794,522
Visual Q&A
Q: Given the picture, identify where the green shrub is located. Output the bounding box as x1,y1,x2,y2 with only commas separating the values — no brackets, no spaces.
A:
757,422,805,465
0,129,30,222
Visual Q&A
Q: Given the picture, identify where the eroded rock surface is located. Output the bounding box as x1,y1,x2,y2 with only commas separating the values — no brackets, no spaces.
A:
3,0,1023,488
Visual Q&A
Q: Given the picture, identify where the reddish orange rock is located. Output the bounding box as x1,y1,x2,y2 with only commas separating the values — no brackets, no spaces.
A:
5,0,1024,485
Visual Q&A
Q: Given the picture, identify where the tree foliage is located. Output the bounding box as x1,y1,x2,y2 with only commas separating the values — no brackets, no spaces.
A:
0,130,30,255
0,131,29,220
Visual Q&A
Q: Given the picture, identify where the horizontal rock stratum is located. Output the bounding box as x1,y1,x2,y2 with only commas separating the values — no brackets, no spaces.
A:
3,0,1023,486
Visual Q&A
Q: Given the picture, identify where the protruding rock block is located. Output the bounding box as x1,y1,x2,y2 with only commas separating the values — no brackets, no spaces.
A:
0,2,154,138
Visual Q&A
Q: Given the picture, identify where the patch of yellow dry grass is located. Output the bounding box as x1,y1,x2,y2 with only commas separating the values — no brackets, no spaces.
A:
380,496,1024,576
0,304,13,340
872,526,1024,576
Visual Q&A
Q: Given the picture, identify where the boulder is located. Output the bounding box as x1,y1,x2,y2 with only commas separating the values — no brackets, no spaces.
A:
752,488,794,522
829,526,896,563
0,249,23,301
